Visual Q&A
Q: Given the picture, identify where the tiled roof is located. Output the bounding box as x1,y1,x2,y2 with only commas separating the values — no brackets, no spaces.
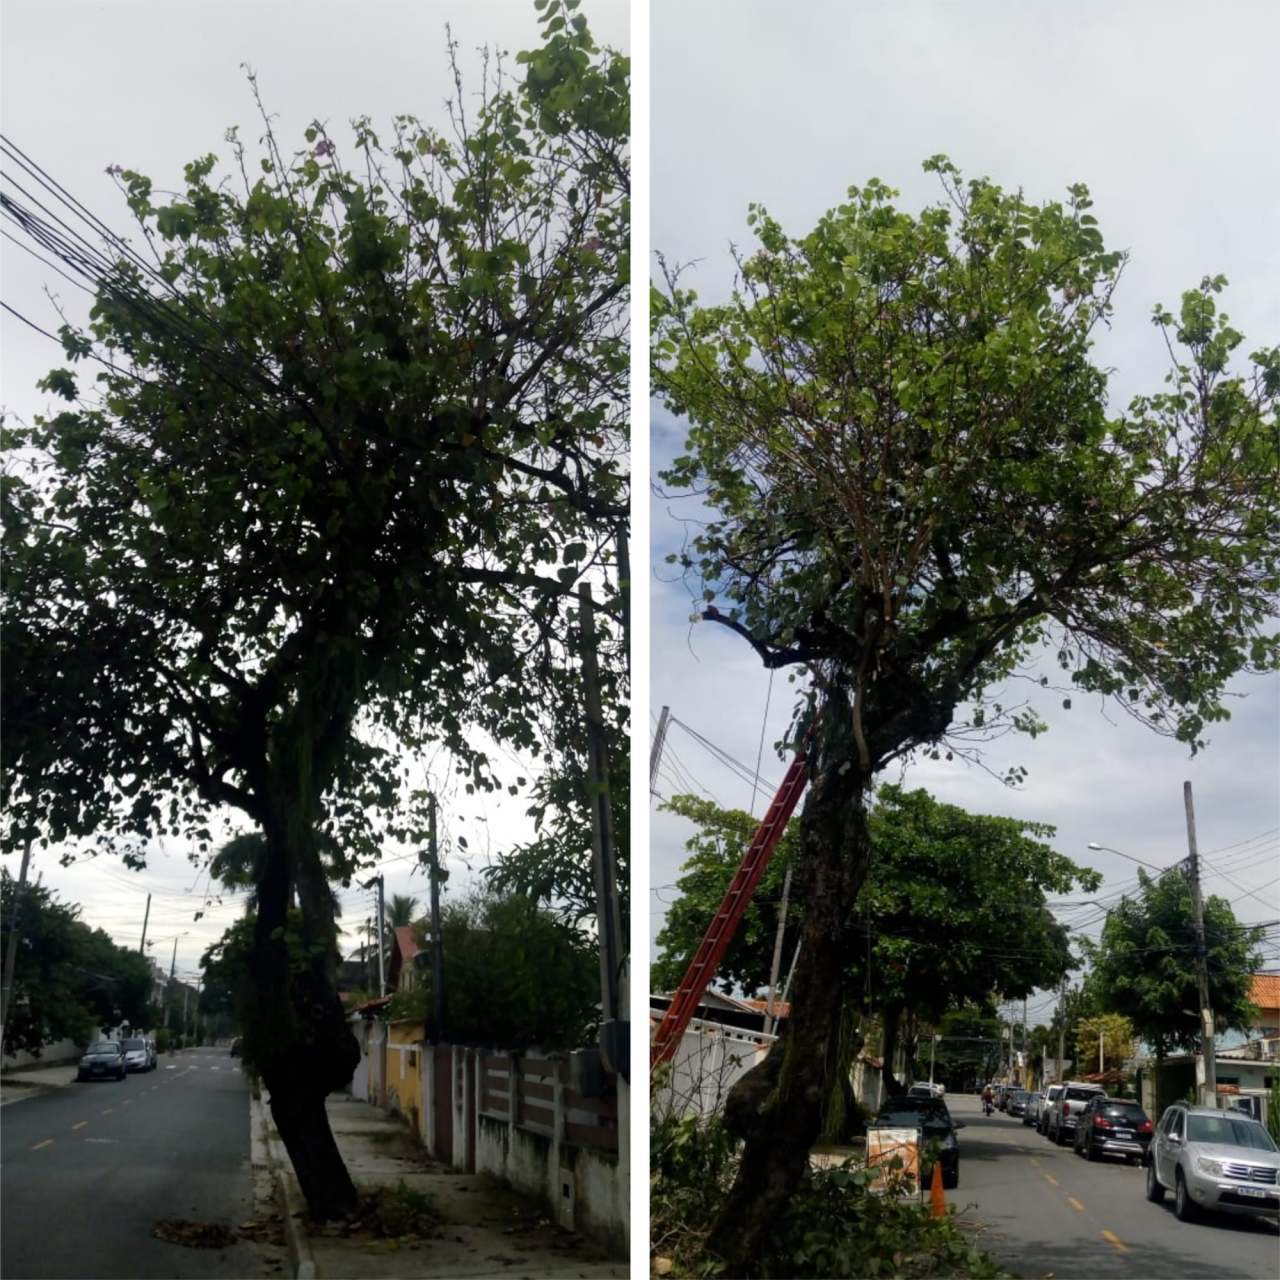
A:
1249,974,1280,1012
393,925,421,961
740,998,790,1018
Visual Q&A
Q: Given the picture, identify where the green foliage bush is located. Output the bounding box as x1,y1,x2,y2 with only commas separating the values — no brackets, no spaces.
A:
385,888,599,1049
651,1104,1010,1278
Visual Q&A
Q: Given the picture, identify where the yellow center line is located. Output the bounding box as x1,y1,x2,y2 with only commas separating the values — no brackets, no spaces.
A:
1045,1174,1058,1186
31,1139,53,1150
71,1121,88,1130
123,1099,132,1105
1102,1230,1129,1252
101,1108,113,1115
1067,1196,1085,1211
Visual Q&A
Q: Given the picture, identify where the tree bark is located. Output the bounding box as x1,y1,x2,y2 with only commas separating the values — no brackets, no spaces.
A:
249,757,361,1222
707,740,873,1274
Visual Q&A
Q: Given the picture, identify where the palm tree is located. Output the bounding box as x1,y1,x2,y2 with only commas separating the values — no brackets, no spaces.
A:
385,894,420,928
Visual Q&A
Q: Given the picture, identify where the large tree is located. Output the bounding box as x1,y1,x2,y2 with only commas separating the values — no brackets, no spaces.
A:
652,158,1278,1269
0,871,153,1056
653,786,1096,1100
1083,867,1264,1110
2,0,628,1221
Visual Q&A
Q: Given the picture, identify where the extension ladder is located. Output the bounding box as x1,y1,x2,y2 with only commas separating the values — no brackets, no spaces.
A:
650,734,814,1067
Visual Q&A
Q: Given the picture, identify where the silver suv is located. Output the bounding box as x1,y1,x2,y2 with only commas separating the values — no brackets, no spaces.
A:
1146,1102,1280,1223
1047,1082,1106,1145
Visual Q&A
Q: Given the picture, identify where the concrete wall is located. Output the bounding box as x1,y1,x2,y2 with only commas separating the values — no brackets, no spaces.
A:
654,1019,773,1119
386,1020,425,1134
2,1036,83,1071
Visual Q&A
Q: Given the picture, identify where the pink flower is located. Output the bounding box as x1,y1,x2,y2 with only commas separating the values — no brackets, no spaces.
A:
582,237,601,255
315,140,335,158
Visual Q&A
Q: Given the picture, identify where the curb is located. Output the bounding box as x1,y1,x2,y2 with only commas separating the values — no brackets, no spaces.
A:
254,1090,318,1280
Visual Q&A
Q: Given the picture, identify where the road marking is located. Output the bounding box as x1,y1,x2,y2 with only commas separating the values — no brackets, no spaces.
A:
123,1099,131,1105
1045,1174,1058,1186
1102,1230,1129,1252
31,1139,53,1150
1067,1196,1085,1211
101,1108,113,1115
71,1121,88,1130
85,1138,118,1144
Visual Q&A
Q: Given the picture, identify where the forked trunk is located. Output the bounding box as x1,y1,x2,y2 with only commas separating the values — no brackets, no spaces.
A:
707,749,873,1273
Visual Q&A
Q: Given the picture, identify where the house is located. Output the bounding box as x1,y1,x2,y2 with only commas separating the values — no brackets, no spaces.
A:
389,926,424,992
1247,974,1280,1039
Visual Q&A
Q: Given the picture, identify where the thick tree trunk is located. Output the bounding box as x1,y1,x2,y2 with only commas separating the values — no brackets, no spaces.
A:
707,744,873,1274
880,1004,906,1097
250,778,361,1222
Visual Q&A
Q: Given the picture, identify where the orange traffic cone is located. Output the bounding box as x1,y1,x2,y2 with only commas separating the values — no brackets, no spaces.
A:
929,1159,947,1219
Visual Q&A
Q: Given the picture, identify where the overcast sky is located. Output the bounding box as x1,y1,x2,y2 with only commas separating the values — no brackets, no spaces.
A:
0,0,630,988
649,0,1280,1028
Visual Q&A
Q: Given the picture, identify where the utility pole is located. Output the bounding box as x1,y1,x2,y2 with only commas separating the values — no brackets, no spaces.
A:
139,893,151,955
165,937,179,1028
1057,975,1068,1085
0,837,34,1059
762,866,793,1036
1184,781,1216,1105
579,582,625,1077
361,923,369,991
428,794,444,1043
649,705,670,798
376,875,386,996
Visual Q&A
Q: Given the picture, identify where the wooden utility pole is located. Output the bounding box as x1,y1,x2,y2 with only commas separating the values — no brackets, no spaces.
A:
579,583,625,1075
1184,781,1216,1104
429,794,444,1043
0,838,34,1058
376,875,387,996
139,892,151,955
762,866,793,1036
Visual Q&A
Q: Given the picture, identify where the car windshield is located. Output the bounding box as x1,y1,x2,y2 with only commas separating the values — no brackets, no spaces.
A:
88,1043,117,1054
1010,1091,1029,1102
1186,1114,1278,1151
878,1103,950,1129
1102,1102,1146,1119
123,1038,144,1051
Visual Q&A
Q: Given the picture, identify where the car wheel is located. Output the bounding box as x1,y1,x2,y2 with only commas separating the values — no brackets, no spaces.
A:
1146,1158,1165,1203
1174,1169,1198,1222
1054,1124,1066,1146
944,1166,959,1191
1085,1138,1099,1162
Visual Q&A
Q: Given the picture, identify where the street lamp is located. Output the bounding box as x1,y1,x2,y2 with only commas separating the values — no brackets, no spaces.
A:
1085,842,1167,872
147,933,189,1030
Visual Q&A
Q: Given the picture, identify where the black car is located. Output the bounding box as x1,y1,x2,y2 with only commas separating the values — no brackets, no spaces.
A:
77,1041,127,1082
873,1095,965,1189
1073,1096,1153,1164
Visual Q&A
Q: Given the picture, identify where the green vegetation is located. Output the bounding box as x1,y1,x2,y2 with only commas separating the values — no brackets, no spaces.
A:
652,153,1277,1270
0,871,154,1056
651,1107,1009,1279
385,889,599,1049
2,0,627,1223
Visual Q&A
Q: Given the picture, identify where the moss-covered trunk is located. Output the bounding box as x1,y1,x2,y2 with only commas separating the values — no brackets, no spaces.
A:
706,745,873,1273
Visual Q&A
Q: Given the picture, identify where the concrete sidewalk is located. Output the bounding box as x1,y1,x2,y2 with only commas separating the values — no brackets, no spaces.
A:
256,1091,626,1280
0,1061,81,1104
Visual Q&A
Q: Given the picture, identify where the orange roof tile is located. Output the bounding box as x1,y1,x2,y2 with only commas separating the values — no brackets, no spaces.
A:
1250,974,1280,1011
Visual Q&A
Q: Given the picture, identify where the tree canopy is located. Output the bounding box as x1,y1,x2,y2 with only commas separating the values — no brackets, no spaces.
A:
1,871,154,1056
651,156,1278,1270
1,0,628,1222
1083,866,1265,1060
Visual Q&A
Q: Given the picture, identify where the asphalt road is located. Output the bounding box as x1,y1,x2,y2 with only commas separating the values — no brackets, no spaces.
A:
946,1092,1280,1279
1,1048,273,1280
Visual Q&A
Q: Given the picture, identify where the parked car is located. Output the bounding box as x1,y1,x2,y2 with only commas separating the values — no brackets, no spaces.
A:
1072,1095,1152,1164
1007,1089,1032,1118
1048,1082,1107,1145
229,1036,243,1057
1023,1091,1044,1127
907,1082,945,1099
1146,1101,1280,1223
76,1041,127,1082
121,1037,154,1073
873,1095,965,1190
1038,1084,1064,1135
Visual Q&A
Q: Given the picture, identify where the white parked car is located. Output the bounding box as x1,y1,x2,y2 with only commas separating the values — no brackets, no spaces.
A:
121,1036,154,1073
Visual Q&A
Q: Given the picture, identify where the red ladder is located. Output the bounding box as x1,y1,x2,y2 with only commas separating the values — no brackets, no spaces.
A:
650,736,813,1067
